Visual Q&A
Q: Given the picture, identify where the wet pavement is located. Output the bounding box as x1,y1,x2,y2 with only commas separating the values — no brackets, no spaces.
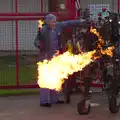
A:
0,93,120,120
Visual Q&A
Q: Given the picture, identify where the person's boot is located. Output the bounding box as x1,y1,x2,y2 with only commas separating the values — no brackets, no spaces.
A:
56,100,64,104
40,103,52,107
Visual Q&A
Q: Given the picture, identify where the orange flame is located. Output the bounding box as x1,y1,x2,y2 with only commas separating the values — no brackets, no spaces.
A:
37,51,96,91
38,20,44,28
90,26,104,47
101,46,114,57
37,26,114,91
90,26,114,57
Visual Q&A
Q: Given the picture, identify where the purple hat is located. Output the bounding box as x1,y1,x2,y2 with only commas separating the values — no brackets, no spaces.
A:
45,14,56,23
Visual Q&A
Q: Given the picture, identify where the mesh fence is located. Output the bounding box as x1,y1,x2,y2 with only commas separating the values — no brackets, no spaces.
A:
0,0,48,13
0,19,39,87
0,0,119,88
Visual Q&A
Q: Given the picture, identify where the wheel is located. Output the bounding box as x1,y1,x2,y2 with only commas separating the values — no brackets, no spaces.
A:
77,100,91,115
109,96,120,114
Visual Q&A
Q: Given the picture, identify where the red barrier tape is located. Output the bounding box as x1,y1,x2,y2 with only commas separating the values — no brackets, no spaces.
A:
0,12,58,16
0,17,73,21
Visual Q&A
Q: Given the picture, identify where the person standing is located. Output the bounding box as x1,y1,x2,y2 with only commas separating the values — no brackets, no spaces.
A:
34,14,86,107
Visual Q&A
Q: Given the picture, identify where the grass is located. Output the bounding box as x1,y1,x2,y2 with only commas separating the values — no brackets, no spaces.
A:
0,89,40,96
0,55,37,85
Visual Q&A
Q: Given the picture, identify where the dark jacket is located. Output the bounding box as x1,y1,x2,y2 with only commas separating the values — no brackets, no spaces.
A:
34,20,85,60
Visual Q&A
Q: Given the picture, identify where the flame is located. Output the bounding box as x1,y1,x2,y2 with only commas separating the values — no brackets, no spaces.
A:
90,26,114,57
37,26,114,91
90,26,104,48
38,20,44,28
37,51,96,91
101,46,114,57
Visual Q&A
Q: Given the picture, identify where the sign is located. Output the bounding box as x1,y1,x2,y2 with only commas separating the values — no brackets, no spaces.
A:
60,4,65,9
88,4,110,20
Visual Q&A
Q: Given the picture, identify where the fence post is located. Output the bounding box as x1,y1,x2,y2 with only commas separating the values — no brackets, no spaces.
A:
40,0,43,12
15,0,19,86
118,0,120,13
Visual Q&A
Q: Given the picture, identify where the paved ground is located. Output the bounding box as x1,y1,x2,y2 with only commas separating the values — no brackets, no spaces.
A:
0,93,120,120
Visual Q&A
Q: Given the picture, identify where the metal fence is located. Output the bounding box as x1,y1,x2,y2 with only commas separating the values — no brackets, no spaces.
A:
0,17,103,89
0,0,47,89
80,0,118,12
0,18,41,89
0,0,120,89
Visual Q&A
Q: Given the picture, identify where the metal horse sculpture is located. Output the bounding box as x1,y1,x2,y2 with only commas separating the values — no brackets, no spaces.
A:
64,10,120,115
97,11,120,114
